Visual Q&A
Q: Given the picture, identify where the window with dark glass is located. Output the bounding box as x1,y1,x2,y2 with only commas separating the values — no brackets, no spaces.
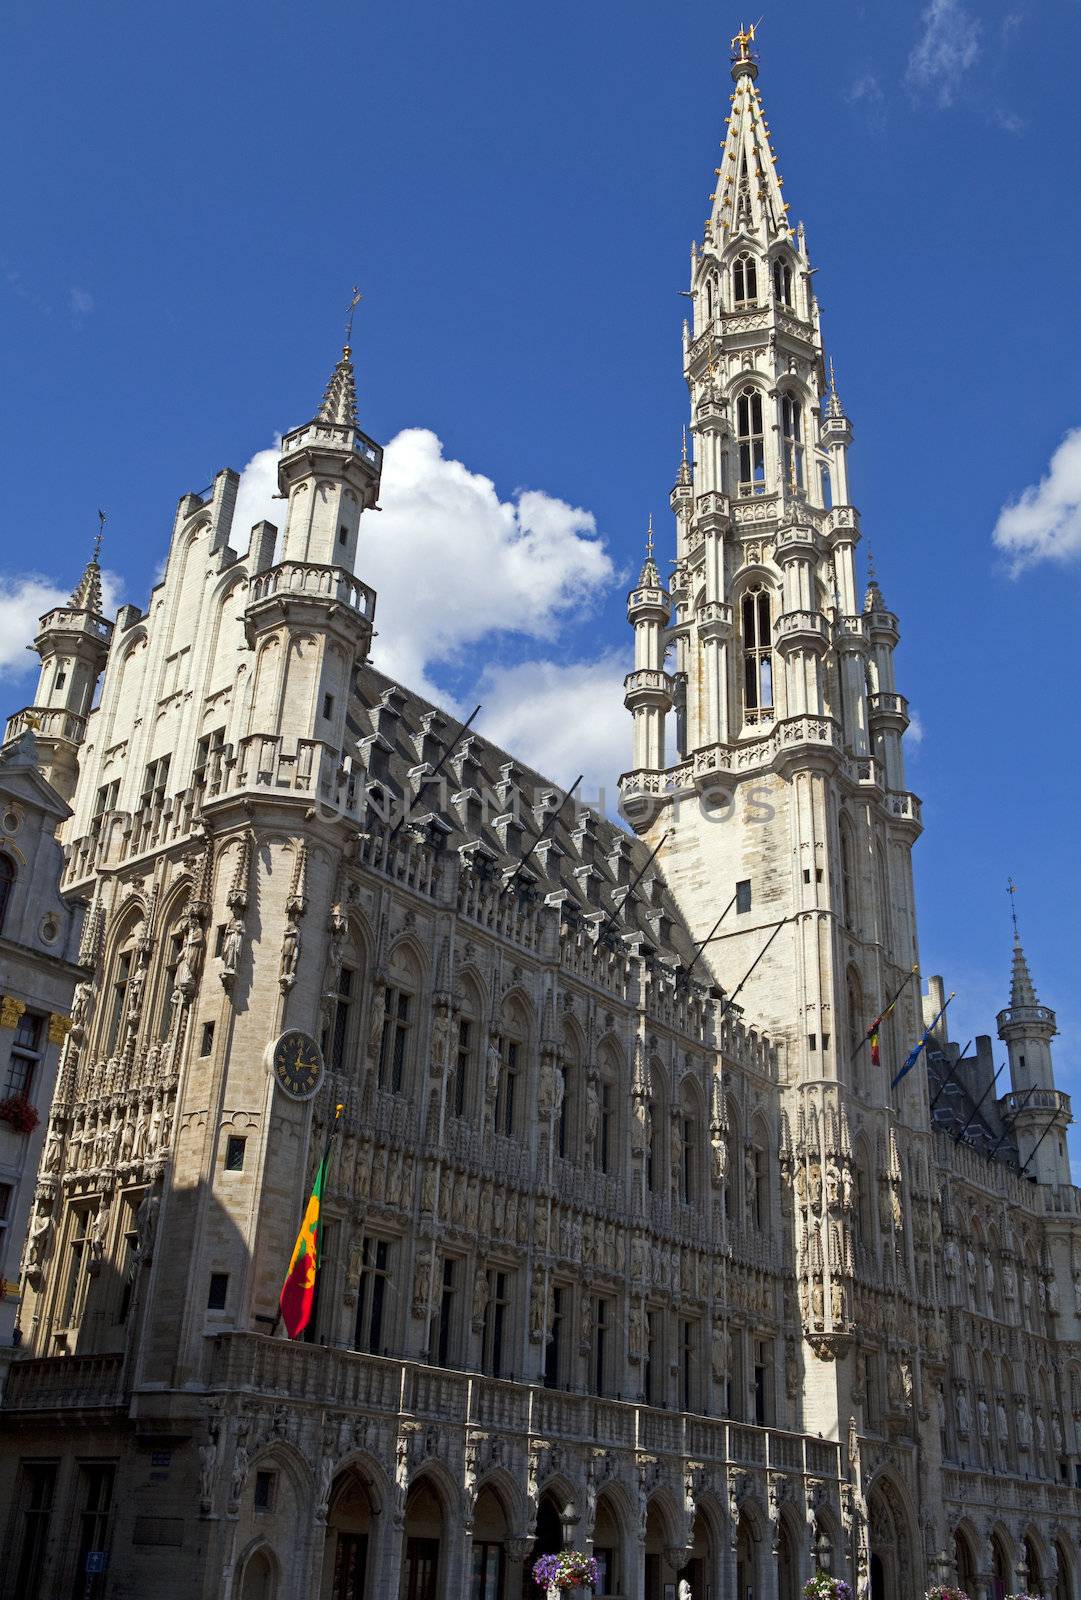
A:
207,1273,228,1311
557,1062,571,1158
71,1462,115,1600
754,1338,770,1424
325,965,355,1074
599,1081,613,1174
430,1257,456,1367
106,950,132,1056
543,1286,563,1389
736,879,752,915
736,387,766,496
0,852,15,934
140,755,170,809
194,728,225,792
781,392,805,489
644,1309,659,1405
772,256,793,306
733,252,758,307
681,1319,695,1412
496,1036,519,1137
378,986,412,1093
450,1016,472,1118
115,1195,140,1326
681,1114,695,1205
225,1136,246,1172
6,1010,44,1098
253,1470,276,1511
472,1542,505,1600
13,1461,57,1600
354,1236,391,1354
742,588,774,715
157,929,185,1041
61,1207,93,1327
481,1268,510,1378
592,1296,610,1396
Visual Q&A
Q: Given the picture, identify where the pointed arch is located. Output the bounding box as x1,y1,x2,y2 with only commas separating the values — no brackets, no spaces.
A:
235,1541,279,1600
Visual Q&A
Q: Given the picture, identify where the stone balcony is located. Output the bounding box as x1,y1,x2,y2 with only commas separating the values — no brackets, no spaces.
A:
773,610,829,650
996,1004,1059,1035
4,1350,126,1412
999,1087,1071,1120
202,1333,842,1480
868,690,909,729
246,560,377,621
3,705,88,746
623,669,674,706
885,791,922,829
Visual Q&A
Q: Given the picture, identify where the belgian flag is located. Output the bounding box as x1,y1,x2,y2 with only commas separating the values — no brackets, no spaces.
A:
279,1105,343,1339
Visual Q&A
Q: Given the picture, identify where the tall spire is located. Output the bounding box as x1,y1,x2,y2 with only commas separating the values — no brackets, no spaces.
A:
67,512,106,617
1006,879,1039,1008
638,515,661,587
708,27,790,249
318,346,359,429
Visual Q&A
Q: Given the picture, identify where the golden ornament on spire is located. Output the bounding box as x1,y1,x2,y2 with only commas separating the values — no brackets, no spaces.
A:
731,20,757,61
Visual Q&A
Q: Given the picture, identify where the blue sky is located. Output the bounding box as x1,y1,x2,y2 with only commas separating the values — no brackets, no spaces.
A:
3,0,1081,1157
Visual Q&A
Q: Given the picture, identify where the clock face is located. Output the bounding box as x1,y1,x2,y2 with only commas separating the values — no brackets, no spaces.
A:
268,1029,324,1101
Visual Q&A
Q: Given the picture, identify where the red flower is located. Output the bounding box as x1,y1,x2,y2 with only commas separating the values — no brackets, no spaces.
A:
0,1095,40,1134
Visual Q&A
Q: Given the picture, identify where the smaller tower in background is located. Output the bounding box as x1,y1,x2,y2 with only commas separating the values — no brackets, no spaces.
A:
624,518,673,775
998,882,1072,1186
3,518,113,803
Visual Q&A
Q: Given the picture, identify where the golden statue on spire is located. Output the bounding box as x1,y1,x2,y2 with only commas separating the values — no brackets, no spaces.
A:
731,20,757,61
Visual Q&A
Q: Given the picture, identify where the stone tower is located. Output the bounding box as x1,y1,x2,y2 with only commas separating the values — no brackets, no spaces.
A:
3,534,112,804
620,27,926,1440
997,922,1071,1186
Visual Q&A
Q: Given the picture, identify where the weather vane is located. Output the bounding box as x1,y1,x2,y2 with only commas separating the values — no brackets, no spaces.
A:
646,514,654,560
95,508,106,562
345,286,362,350
731,19,761,61
1007,876,1020,940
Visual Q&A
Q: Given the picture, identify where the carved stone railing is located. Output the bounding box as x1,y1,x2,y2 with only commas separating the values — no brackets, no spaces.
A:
4,705,88,745
4,1351,126,1411
203,1332,844,1481
246,560,376,620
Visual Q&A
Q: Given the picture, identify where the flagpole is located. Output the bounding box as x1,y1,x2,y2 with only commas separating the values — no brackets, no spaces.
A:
386,706,482,841
504,775,584,888
890,991,954,1090
716,915,794,1023
853,964,919,1066
686,891,738,981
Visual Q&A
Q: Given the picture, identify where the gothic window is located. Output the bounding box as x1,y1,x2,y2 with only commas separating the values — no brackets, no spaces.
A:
723,1097,741,1220
105,947,134,1057
741,586,774,717
495,998,528,1138
597,1043,620,1175
0,852,14,934
61,1204,94,1328
378,946,420,1095
781,391,805,489
749,1119,770,1229
323,955,362,1077
451,1015,472,1120
820,464,833,510
140,754,171,809
647,1062,666,1195
591,1294,612,1396
481,1267,512,1378
680,1318,697,1412
354,1236,391,1354
736,387,766,496
733,252,758,307
772,256,793,306
559,1022,581,1161
429,1255,458,1366
705,276,716,319
12,1462,56,1600
543,1285,564,1388
5,1010,44,1098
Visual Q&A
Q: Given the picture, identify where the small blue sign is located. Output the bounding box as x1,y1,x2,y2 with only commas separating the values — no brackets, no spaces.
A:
86,1552,108,1574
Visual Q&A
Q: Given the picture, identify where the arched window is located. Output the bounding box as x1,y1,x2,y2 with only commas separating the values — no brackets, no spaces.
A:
104,927,141,1057
495,997,528,1138
156,914,187,1042
736,387,766,496
733,252,758,307
781,392,805,489
749,1119,770,1229
742,587,774,719
677,1083,700,1206
723,1098,741,1221
705,277,715,319
647,1062,666,1196
597,1043,621,1175
773,257,793,306
324,956,361,1076
378,946,420,1094
450,979,481,1120
0,853,14,933
559,1022,581,1160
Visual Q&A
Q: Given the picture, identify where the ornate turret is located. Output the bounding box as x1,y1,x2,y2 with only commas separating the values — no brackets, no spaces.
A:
3,522,113,803
277,302,383,571
997,887,1071,1185
624,519,673,775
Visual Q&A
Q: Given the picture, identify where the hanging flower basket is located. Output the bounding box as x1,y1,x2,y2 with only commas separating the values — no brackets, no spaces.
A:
532,1552,600,1592
0,1094,39,1134
804,1576,853,1600
927,1588,971,1600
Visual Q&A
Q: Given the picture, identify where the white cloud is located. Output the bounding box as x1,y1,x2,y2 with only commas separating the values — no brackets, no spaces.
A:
477,652,631,818
848,72,886,130
232,427,616,699
68,286,94,317
905,0,982,107
907,709,925,745
992,426,1081,572
0,569,124,681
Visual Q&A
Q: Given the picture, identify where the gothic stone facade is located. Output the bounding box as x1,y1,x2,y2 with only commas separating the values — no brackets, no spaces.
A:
1,34,1080,1600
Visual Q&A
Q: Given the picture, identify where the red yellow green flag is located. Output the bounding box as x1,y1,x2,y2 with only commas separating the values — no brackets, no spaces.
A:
279,1106,342,1339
